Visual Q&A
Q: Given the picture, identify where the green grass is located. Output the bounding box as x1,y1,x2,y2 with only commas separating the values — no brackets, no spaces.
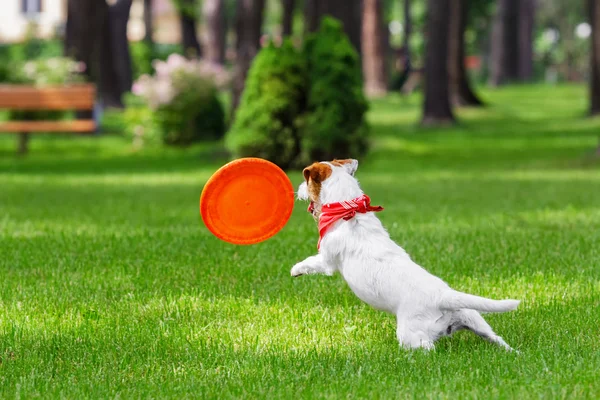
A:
1,84,600,398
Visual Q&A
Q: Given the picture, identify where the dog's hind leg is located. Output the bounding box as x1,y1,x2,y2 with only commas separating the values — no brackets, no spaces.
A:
458,309,515,352
396,315,435,351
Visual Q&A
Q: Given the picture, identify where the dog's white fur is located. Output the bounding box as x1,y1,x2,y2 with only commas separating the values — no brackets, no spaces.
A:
292,160,520,351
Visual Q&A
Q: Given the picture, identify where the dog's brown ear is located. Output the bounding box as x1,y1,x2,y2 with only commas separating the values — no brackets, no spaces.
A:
303,167,312,182
303,163,332,183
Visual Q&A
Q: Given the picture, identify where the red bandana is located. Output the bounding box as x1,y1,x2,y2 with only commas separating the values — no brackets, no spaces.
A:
308,194,384,249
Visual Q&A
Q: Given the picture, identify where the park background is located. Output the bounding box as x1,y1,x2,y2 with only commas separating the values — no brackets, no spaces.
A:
1,0,600,398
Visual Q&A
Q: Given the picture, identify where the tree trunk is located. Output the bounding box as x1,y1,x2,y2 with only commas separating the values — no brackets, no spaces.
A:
143,0,154,45
282,0,295,37
362,0,387,97
65,0,133,109
180,0,202,58
304,0,319,33
518,0,535,81
104,0,133,108
448,0,484,106
203,0,226,64
422,0,455,125
403,0,412,59
64,0,105,83
303,0,363,55
488,0,519,86
487,2,503,86
393,0,413,93
232,0,266,113
590,0,600,115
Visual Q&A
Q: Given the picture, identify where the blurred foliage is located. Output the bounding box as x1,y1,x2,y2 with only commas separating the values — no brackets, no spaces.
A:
301,17,369,164
130,54,227,147
226,40,306,168
1,27,83,125
227,17,368,169
130,41,184,80
536,0,589,82
0,24,62,83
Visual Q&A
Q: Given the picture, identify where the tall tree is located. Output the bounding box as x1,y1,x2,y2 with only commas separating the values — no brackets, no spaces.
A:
518,0,535,80
488,0,519,86
65,0,133,109
488,0,535,85
203,0,227,64
179,0,202,57
448,0,484,106
232,0,266,112
105,0,134,107
282,0,295,36
303,0,363,54
362,0,387,97
393,0,413,93
143,0,154,46
422,0,455,125
591,0,600,115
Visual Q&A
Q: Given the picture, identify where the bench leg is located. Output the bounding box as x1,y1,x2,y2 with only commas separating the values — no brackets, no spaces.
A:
18,133,29,155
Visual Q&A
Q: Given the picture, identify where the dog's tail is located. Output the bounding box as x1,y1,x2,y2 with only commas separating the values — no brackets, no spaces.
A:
440,290,520,313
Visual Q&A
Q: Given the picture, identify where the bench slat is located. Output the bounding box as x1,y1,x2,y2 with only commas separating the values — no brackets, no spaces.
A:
0,85,96,110
0,120,96,133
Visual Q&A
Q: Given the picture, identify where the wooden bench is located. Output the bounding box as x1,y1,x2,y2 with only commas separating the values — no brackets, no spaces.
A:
0,84,97,154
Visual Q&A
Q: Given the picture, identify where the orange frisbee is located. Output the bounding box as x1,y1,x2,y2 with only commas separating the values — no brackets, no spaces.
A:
200,158,295,245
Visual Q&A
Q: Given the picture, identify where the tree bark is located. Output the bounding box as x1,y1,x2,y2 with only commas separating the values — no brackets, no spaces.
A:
304,0,319,33
303,0,363,55
590,0,600,115
180,0,202,58
422,0,455,125
104,0,133,108
282,0,295,37
362,0,387,97
64,0,105,83
518,0,535,81
448,0,484,106
65,0,132,109
232,0,266,113
489,0,531,86
143,0,154,45
203,0,226,64
403,0,412,59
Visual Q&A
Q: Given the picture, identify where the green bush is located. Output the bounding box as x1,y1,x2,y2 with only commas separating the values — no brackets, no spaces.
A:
0,45,11,83
0,38,62,83
225,40,306,168
130,42,184,80
131,54,227,147
155,81,225,146
300,17,369,164
226,17,369,169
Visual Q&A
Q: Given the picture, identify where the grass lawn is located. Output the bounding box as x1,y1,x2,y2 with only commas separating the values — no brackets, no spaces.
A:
1,85,600,398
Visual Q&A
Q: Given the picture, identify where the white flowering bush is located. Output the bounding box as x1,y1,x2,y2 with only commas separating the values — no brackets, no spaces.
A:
12,57,86,85
130,54,229,146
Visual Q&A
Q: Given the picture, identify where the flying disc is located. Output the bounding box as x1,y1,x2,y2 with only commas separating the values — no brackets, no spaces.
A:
200,158,295,245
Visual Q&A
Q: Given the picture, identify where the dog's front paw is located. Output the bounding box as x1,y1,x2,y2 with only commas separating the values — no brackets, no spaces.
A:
290,263,307,277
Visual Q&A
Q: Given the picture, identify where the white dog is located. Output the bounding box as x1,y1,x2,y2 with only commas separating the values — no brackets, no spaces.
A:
291,159,520,351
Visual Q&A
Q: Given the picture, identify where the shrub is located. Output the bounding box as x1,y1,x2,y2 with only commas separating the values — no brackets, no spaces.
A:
131,54,228,146
130,41,154,80
226,17,369,169
225,40,306,169
300,17,369,164
130,42,185,80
